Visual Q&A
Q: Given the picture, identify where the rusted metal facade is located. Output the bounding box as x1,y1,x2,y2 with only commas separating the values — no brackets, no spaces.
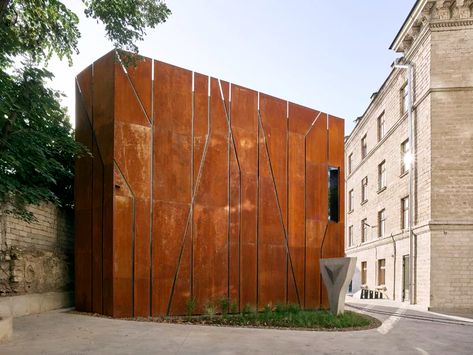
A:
75,51,345,317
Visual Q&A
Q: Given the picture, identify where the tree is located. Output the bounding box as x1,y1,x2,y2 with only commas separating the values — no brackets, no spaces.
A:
0,0,171,221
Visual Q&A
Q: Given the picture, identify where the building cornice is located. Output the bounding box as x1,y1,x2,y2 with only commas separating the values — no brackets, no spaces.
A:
391,0,473,53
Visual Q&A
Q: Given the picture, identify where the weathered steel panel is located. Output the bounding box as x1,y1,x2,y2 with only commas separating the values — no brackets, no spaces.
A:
75,50,344,317
74,72,93,312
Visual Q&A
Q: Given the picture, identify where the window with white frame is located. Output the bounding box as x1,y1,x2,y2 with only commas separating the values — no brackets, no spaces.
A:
361,261,367,285
401,82,409,115
378,259,386,286
361,176,368,203
361,134,367,159
361,218,368,243
378,209,386,238
348,225,353,247
401,139,410,175
349,189,354,212
348,153,353,174
378,160,386,190
377,112,385,141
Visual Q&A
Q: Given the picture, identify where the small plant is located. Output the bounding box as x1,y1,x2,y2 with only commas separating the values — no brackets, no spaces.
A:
204,301,216,318
218,297,230,315
263,304,272,313
230,301,239,314
186,297,197,317
242,303,253,314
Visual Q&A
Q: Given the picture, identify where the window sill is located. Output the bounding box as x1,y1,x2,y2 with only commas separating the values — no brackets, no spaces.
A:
400,171,409,178
377,186,387,194
361,199,368,206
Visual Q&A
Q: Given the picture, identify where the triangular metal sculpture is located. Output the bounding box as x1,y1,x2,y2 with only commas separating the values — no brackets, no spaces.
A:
320,257,356,315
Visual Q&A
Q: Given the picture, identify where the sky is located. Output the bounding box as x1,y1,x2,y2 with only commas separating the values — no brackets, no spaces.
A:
48,0,416,135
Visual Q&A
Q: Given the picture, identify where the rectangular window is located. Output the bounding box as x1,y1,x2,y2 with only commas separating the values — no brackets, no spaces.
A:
361,134,367,159
378,160,386,190
348,225,353,247
377,112,385,141
401,82,409,115
328,167,339,222
378,259,386,285
361,176,368,203
401,139,410,175
361,218,368,243
378,209,386,238
361,261,367,285
348,153,353,174
401,196,409,230
349,189,354,212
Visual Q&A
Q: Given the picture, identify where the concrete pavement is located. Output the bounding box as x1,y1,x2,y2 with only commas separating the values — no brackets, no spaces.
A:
0,301,472,354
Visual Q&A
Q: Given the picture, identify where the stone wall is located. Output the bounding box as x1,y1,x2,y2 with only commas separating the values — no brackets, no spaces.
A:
0,204,73,296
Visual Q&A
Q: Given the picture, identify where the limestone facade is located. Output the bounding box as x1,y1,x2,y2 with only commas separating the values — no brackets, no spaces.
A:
0,204,73,296
346,0,473,311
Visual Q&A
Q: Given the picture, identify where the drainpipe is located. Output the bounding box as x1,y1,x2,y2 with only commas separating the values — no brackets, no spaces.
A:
390,232,396,301
392,58,415,305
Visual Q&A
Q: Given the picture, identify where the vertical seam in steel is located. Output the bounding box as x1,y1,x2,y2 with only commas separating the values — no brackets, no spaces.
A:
285,103,289,305
190,72,195,302
258,110,300,306
256,92,260,310
90,65,95,312
113,160,136,317
303,111,323,308
166,75,212,316
220,83,242,310
149,59,155,316
221,81,231,306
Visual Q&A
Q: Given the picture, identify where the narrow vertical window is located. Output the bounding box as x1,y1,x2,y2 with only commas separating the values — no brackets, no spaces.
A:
348,225,353,247
401,196,409,230
361,134,367,159
361,261,367,285
401,139,410,175
348,153,353,174
378,160,386,190
349,189,354,212
361,176,368,203
377,112,385,141
378,209,386,238
328,167,339,222
378,259,386,285
361,218,368,243
401,82,409,115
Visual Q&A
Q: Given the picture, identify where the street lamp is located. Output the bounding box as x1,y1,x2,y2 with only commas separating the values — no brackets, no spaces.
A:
392,57,415,305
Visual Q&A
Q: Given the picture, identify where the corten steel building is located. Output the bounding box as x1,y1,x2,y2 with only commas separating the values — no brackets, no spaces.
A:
75,51,345,318
346,0,473,312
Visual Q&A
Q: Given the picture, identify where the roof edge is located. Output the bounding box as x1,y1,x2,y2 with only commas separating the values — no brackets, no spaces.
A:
389,0,426,51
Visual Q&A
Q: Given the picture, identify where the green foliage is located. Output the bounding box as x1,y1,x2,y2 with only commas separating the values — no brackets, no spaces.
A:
0,0,170,221
218,297,230,316
204,301,216,318
185,297,196,317
161,308,376,330
230,301,238,314
0,64,87,221
83,0,171,54
242,303,254,314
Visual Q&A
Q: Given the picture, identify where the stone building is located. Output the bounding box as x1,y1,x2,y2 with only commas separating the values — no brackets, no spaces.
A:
345,0,473,312
0,203,74,316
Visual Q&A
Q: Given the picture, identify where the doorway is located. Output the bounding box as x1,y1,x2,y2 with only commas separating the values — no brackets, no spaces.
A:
402,254,410,302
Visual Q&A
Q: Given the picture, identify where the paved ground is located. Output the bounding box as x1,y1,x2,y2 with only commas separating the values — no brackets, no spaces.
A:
1,300,472,354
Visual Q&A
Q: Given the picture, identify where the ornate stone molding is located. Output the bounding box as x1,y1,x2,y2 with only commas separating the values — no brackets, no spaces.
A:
391,0,473,53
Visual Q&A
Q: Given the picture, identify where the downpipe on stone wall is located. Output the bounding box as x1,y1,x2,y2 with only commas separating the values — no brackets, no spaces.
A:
390,232,396,301
392,58,415,305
